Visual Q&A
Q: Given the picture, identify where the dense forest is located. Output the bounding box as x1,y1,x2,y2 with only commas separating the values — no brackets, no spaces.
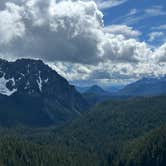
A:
118,125,166,166
0,125,165,166
0,96,165,165
0,0,165,164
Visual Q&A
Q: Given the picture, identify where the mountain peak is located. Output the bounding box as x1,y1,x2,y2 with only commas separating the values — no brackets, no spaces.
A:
0,58,88,126
85,85,108,95
116,75,166,96
0,58,63,96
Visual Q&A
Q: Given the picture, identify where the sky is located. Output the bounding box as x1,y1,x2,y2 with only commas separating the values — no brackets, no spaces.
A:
0,0,166,86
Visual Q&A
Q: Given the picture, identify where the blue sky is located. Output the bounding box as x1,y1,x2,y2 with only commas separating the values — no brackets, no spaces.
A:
102,0,166,45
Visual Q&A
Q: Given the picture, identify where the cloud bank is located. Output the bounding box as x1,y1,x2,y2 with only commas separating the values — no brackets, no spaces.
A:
0,0,166,85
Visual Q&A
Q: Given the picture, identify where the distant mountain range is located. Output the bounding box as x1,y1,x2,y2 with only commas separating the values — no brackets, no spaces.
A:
80,76,166,99
76,76,166,106
0,59,88,127
116,76,166,96
76,84,123,93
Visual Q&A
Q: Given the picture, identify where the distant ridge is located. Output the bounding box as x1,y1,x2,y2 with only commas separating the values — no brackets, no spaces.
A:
85,85,109,95
115,76,166,96
82,85,111,106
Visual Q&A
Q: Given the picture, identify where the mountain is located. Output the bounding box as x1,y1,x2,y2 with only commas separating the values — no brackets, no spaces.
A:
0,58,88,127
103,85,124,93
76,85,124,94
116,76,166,96
76,86,90,93
85,85,108,95
82,85,111,106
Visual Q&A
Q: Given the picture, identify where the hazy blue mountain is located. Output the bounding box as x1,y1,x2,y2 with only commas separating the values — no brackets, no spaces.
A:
85,85,109,95
77,85,124,94
0,58,88,127
76,86,90,93
116,76,166,96
103,85,124,93
82,85,112,106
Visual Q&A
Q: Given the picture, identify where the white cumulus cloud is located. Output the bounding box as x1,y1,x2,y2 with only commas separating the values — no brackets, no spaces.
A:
0,2,25,44
0,0,166,84
104,25,141,38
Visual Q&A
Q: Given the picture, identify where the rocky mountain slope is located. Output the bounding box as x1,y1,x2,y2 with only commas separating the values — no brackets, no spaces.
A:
0,58,88,126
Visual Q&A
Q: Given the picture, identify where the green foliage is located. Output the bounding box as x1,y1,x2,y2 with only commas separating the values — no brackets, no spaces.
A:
52,96,166,165
0,96,166,165
55,96,166,147
0,137,100,166
117,125,166,166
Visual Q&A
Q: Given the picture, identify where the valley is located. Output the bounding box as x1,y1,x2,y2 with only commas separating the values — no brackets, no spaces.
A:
0,59,165,166
0,0,165,165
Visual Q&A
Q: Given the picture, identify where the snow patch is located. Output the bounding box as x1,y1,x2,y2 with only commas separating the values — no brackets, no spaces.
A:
44,78,48,83
37,71,42,92
0,76,17,96
24,81,30,90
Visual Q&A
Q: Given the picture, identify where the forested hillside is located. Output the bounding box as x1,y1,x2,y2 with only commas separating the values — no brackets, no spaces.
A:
0,96,165,165
118,125,166,166
55,96,166,147
0,137,100,166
